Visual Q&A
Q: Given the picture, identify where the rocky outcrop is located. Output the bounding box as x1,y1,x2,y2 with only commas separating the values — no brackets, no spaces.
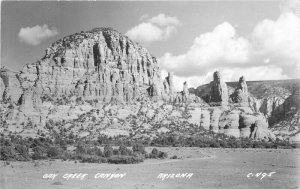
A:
174,81,207,104
231,76,249,105
0,68,23,102
200,106,275,140
270,89,300,139
209,71,229,106
4,28,176,107
0,27,281,141
259,96,287,123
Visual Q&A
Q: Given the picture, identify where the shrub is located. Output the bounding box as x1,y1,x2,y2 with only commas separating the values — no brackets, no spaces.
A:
75,142,87,154
15,144,30,161
0,146,16,161
132,143,146,154
80,154,103,163
104,144,113,157
107,155,144,164
47,146,61,158
60,151,71,161
95,148,103,156
113,149,120,155
32,146,48,160
158,151,168,159
151,148,159,156
209,141,221,148
118,145,133,156
148,148,168,159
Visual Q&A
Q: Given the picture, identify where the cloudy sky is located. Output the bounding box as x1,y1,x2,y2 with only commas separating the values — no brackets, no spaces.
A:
1,0,300,90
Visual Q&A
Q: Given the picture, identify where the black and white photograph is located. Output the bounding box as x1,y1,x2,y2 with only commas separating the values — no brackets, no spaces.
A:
0,0,299,188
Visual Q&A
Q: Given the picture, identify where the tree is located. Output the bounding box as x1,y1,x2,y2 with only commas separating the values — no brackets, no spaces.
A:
104,144,113,157
132,143,146,154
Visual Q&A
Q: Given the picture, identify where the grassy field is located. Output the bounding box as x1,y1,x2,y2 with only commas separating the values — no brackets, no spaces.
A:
0,147,299,189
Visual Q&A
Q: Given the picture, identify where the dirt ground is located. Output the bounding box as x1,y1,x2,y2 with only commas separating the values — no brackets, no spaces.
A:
0,148,299,189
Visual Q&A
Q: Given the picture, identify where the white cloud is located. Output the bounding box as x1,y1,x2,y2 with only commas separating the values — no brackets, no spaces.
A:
18,24,58,45
140,14,149,21
280,0,300,15
168,66,290,91
252,12,300,77
149,14,182,27
159,22,250,77
159,7,300,90
126,23,177,43
126,14,181,43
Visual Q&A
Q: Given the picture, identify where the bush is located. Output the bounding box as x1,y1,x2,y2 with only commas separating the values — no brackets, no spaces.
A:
209,141,221,148
95,148,103,156
86,147,102,156
118,145,133,156
107,155,144,164
132,143,146,154
0,146,16,161
32,146,48,160
151,148,159,156
158,151,168,159
15,144,30,161
79,154,103,163
148,148,168,159
75,142,87,154
104,144,113,157
60,151,71,161
47,146,61,158
113,149,120,155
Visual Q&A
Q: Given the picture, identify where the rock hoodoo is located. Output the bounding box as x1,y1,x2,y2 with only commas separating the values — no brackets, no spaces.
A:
173,81,205,104
183,81,189,96
209,71,229,106
231,76,249,105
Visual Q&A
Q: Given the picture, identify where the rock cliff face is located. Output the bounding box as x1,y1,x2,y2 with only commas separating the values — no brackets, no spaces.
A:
1,27,293,141
270,89,300,140
198,72,275,140
1,28,175,108
0,68,23,103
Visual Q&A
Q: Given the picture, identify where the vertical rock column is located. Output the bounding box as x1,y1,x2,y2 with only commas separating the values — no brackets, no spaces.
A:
231,76,249,105
209,71,229,106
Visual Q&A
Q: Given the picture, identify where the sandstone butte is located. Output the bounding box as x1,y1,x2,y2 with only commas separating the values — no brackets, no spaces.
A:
0,27,298,141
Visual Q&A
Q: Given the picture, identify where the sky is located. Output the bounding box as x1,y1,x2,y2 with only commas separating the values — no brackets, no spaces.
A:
1,0,300,90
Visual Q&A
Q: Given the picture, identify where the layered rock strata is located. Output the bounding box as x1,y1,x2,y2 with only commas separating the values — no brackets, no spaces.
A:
1,28,176,108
